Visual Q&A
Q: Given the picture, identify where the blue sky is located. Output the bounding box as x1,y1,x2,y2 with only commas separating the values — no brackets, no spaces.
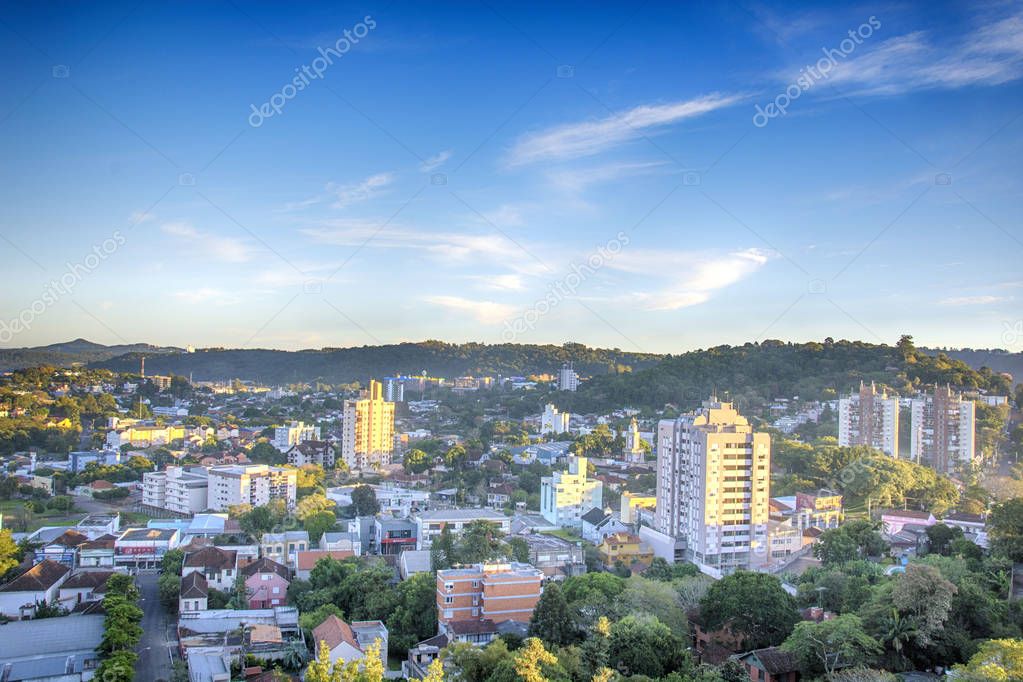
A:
0,1,1021,353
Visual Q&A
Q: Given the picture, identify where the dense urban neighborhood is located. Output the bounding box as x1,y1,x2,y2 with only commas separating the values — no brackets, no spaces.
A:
0,338,1022,681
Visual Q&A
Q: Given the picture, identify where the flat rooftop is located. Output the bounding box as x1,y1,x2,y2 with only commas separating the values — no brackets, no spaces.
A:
521,533,578,550
416,509,507,521
0,614,104,658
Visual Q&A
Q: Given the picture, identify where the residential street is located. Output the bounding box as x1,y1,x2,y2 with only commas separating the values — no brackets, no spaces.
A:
136,572,175,682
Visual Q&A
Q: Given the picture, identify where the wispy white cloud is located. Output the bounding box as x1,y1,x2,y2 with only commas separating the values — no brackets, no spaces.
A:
506,93,745,166
603,247,772,310
469,274,525,291
278,172,397,212
302,221,547,276
422,295,516,324
328,172,395,208
939,295,1010,306
821,9,1023,96
474,203,527,228
548,160,669,193
278,195,322,212
129,210,156,226
420,150,452,172
161,221,251,263
172,288,241,305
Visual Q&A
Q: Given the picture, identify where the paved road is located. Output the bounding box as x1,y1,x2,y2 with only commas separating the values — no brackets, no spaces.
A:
136,572,175,682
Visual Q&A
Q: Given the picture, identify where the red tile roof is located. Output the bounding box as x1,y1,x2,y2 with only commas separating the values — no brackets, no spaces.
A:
62,570,116,589
79,534,117,550
180,571,209,599
0,559,70,592
49,529,89,547
297,550,354,571
184,546,238,571
313,615,360,652
241,556,290,581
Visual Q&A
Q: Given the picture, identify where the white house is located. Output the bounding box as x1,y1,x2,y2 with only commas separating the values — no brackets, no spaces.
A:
180,571,209,613
182,546,238,591
540,456,603,529
413,509,510,550
311,615,389,669
0,559,71,619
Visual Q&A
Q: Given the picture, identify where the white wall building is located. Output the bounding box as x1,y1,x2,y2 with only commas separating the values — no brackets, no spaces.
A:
143,465,211,515
656,399,771,574
557,363,578,391
838,382,899,457
272,421,320,452
327,484,429,518
540,404,570,436
540,456,603,529
413,509,510,550
910,385,976,473
206,464,297,511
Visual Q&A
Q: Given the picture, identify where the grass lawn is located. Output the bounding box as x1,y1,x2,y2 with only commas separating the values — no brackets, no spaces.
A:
0,498,85,532
541,527,584,543
119,511,153,526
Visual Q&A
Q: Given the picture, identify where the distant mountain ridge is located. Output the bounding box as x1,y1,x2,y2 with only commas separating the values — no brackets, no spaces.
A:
921,347,1023,384
0,338,181,371
90,341,662,384
0,339,1019,392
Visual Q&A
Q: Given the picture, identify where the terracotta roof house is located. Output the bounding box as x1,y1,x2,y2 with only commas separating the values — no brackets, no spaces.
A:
733,647,800,682
183,545,238,591
59,569,116,606
37,529,89,567
0,559,72,619
180,571,209,613
295,550,356,580
311,615,388,668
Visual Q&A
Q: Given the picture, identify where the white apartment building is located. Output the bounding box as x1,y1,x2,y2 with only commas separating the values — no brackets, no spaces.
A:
838,381,899,457
142,466,210,515
655,399,771,575
413,509,511,550
540,404,570,435
910,385,976,473
327,484,429,518
557,363,578,391
272,421,321,452
540,456,603,529
383,378,405,402
206,464,297,511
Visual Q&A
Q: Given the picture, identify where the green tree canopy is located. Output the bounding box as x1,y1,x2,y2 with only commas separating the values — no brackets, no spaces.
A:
698,570,800,650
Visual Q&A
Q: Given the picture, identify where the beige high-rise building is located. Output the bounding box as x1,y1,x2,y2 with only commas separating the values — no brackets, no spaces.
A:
342,380,395,470
655,399,770,574
910,384,976,473
838,381,899,457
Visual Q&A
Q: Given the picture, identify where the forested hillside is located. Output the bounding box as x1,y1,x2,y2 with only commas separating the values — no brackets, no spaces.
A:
91,341,662,384
0,338,178,370
560,336,1015,413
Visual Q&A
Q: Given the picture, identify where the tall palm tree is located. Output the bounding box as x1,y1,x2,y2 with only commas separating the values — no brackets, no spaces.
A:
281,641,307,671
879,608,916,669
